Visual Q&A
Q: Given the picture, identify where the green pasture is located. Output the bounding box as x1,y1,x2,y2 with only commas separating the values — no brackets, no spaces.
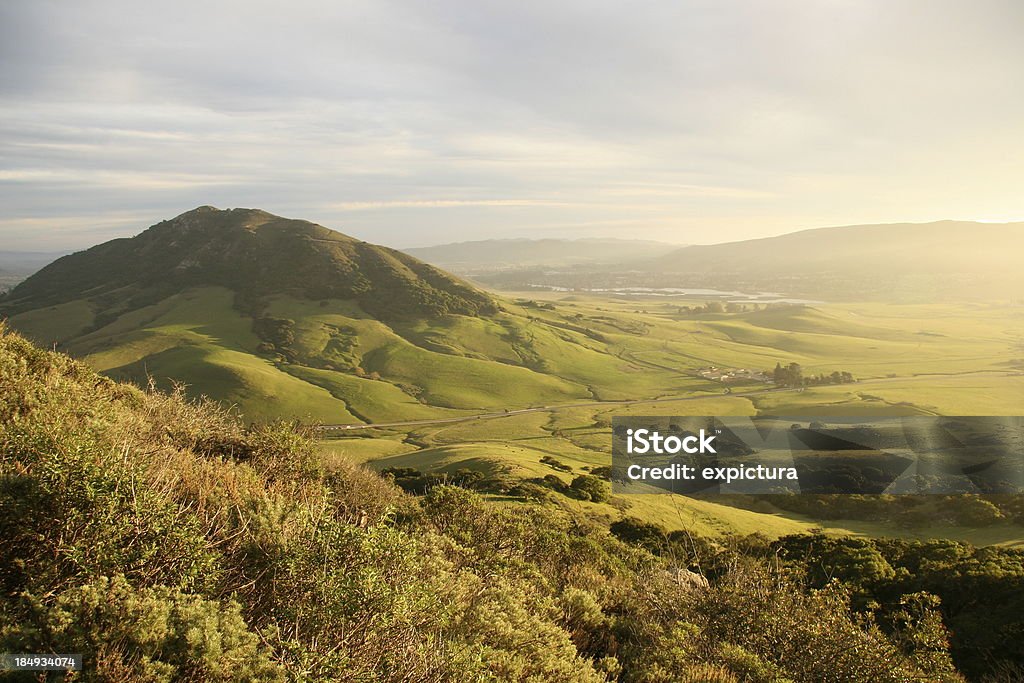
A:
12,282,1024,543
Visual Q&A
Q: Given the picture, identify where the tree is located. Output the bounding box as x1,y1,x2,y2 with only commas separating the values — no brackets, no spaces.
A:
787,362,804,386
772,362,805,387
570,474,610,503
704,301,725,314
609,518,667,552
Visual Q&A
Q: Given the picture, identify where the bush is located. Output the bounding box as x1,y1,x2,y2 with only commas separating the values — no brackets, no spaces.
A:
611,518,668,553
0,417,218,597
570,474,610,503
951,496,1004,526
4,575,282,682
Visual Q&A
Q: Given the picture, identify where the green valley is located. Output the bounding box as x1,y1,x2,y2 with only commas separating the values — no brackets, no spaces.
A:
4,208,1024,682
4,211,1022,546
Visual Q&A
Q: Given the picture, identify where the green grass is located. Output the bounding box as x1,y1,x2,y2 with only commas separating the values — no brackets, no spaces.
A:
11,281,1024,542
107,344,360,423
18,287,1022,428
361,341,587,409
751,373,1024,416
9,299,95,343
318,437,419,465
282,365,467,423
369,442,569,480
50,288,357,423
315,295,1023,542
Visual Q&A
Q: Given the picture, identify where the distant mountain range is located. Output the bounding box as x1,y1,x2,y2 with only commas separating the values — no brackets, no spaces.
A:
650,220,1024,300
476,221,1024,301
403,237,678,273
651,220,1024,272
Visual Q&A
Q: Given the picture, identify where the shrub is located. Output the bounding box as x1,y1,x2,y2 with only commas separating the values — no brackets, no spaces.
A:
951,496,1004,526
0,420,217,596
570,474,610,503
610,518,668,553
4,575,282,683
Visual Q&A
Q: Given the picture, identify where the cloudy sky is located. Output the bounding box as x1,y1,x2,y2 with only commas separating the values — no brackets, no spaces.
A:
2,0,1022,251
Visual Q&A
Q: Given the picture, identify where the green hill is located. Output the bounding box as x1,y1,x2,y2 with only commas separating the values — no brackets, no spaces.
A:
1,206,497,323
0,208,732,424
1,208,584,421
0,209,688,424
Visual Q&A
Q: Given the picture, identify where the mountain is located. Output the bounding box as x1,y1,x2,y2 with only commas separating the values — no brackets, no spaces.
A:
644,220,1024,301
0,250,66,292
0,207,657,422
2,206,496,321
491,221,1024,301
403,237,677,273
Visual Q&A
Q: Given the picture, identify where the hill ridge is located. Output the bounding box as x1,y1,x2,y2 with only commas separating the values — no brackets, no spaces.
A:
0,206,498,322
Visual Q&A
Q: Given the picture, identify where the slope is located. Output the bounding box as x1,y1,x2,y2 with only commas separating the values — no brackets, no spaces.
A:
2,208,681,422
647,220,1024,301
0,205,497,322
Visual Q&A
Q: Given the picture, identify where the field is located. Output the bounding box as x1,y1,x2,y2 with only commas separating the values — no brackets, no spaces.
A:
314,291,1024,543
11,284,1024,542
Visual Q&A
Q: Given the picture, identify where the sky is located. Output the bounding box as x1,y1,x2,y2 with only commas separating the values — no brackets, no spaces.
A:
1,0,1023,251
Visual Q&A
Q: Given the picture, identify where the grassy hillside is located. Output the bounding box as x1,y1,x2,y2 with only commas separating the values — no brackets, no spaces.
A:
6,324,1005,681
314,293,1024,543
11,283,1020,427
0,206,497,322
3,209,1022,551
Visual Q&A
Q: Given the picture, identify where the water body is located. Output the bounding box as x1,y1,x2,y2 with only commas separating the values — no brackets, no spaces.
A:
527,284,822,304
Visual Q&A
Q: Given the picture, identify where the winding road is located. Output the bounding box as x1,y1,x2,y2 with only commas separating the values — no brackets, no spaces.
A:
318,370,1018,432
320,385,797,432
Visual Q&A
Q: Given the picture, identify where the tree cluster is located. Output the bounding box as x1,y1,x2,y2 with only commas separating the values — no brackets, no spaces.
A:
772,361,855,387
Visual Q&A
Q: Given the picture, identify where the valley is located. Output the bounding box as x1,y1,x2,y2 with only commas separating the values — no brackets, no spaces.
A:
4,208,1023,545
4,208,1024,682
319,294,1024,543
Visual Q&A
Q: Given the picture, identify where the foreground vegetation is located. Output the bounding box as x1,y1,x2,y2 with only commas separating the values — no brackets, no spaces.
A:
8,325,1017,681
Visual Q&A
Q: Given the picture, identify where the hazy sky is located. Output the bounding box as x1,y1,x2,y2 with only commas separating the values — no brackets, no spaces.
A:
2,0,1022,250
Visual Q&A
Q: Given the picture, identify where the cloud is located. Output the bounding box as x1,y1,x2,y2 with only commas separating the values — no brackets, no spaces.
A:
327,199,575,211
0,169,243,190
1,0,1023,249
